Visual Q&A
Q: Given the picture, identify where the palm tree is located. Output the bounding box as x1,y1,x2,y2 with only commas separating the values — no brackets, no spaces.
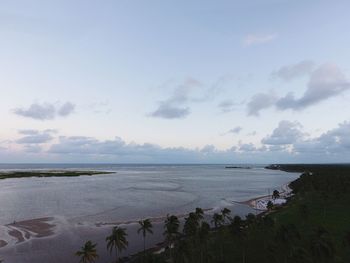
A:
211,213,224,229
195,207,204,221
343,231,350,247
164,214,180,261
275,224,300,262
245,213,256,227
221,207,231,223
229,216,247,263
137,219,153,256
267,200,274,211
164,214,180,244
174,239,191,263
310,226,335,263
106,226,128,262
272,189,280,200
183,212,200,236
75,240,98,263
198,221,210,263
288,247,312,263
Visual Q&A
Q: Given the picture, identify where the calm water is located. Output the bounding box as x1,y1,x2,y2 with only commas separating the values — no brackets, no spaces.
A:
0,164,299,224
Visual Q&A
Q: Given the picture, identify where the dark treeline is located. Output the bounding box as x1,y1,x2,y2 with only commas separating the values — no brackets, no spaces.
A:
76,164,350,263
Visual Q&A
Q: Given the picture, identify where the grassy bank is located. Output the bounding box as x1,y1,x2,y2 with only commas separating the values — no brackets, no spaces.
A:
0,170,113,180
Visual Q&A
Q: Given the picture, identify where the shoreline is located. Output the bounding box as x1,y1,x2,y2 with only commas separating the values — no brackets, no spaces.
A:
233,181,293,211
0,174,297,262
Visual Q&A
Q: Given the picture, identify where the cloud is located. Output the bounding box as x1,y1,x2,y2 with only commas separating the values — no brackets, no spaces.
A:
228,126,243,134
48,136,237,163
3,119,350,163
262,121,304,145
16,129,55,144
271,60,315,81
247,131,257,136
276,63,350,110
18,129,40,135
57,102,75,116
218,100,236,113
14,103,56,120
149,78,200,119
243,33,277,46
247,92,277,116
150,75,237,119
247,63,350,115
13,102,75,120
24,145,42,153
150,104,190,119
293,121,350,155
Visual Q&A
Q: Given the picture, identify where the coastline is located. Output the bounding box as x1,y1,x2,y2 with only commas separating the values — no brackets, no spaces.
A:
0,165,299,263
237,181,293,210
0,182,293,262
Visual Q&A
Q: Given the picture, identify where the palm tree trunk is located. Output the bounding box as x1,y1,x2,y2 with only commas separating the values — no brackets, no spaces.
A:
143,236,146,261
242,247,246,263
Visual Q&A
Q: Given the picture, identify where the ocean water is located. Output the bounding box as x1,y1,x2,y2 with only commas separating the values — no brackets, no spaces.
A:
0,164,300,224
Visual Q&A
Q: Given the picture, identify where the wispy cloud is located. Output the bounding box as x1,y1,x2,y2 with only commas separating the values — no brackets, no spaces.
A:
149,76,234,119
16,129,56,144
218,100,236,113
271,60,315,81
243,33,277,46
228,126,243,134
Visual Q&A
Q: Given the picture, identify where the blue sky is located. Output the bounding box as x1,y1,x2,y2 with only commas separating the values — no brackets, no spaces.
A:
1,0,350,163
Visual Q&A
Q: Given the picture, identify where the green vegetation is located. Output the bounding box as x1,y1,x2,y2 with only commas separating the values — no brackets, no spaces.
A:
0,170,113,180
105,226,129,263
76,164,350,263
138,219,154,258
75,240,98,263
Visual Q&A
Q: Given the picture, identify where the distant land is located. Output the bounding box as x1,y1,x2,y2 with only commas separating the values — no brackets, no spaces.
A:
0,170,113,180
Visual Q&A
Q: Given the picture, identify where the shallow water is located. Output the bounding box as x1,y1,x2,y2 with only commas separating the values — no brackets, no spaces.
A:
0,164,300,224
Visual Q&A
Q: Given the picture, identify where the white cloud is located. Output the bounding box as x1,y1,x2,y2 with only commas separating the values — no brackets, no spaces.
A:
243,33,277,46
247,63,350,115
262,121,304,145
276,63,350,110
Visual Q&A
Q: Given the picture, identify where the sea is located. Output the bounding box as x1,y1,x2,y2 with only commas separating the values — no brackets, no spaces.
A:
0,164,300,225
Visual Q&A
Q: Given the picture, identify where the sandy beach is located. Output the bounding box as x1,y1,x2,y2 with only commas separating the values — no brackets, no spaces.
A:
236,182,293,210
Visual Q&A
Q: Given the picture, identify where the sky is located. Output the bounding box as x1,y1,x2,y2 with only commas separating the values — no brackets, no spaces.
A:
1,0,350,163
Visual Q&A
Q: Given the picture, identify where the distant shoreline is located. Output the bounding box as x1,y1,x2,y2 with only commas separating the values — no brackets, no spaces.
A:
0,170,114,180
